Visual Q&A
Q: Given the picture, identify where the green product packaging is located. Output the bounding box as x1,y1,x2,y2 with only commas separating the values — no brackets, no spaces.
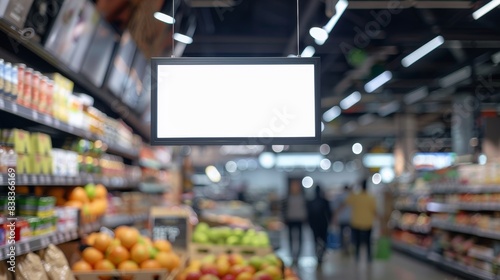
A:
18,196,37,217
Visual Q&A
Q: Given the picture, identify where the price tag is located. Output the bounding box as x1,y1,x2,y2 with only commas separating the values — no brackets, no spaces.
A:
0,99,4,109
151,207,190,251
21,174,28,184
43,115,52,125
68,126,74,132
54,119,60,127
32,175,38,185
0,174,3,185
11,104,17,113
31,110,38,120
23,242,30,253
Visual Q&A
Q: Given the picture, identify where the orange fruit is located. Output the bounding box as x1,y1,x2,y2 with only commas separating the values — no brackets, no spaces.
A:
94,233,113,253
118,227,140,250
69,186,89,204
82,247,104,266
72,260,92,271
86,232,99,246
131,243,149,264
94,259,115,270
107,245,130,266
156,252,180,271
118,260,139,280
114,226,130,240
95,184,108,199
64,200,83,209
154,240,172,252
140,259,162,269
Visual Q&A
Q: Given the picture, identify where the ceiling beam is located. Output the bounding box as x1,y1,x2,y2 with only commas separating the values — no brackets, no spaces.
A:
346,1,471,9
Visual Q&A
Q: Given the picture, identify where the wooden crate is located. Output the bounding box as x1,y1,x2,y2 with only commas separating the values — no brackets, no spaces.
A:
74,269,168,280
189,243,272,260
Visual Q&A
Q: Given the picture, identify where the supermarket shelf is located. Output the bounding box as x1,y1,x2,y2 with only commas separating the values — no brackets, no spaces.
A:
0,19,149,141
432,221,500,240
391,240,429,260
468,251,495,263
0,97,139,160
431,185,500,194
394,204,428,212
0,228,79,260
428,252,495,280
393,224,431,234
139,182,170,193
393,189,430,196
101,214,148,229
0,173,140,188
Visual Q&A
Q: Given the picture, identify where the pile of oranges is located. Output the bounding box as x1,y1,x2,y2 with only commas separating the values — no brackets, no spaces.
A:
57,184,108,223
72,226,182,275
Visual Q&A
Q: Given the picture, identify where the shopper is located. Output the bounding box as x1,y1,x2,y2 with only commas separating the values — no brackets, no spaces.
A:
339,179,377,263
283,178,308,265
335,185,352,255
307,184,333,265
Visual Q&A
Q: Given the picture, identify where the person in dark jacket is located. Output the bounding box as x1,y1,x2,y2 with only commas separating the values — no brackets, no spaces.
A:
307,184,333,265
283,178,308,265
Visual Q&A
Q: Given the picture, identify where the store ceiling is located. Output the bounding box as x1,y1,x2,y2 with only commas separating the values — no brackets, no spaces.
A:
97,0,500,157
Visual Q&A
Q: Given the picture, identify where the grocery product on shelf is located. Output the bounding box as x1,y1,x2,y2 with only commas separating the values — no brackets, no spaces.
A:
192,222,270,248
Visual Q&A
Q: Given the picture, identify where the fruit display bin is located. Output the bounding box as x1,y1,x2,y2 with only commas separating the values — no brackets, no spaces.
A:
74,269,169,280
189,243,273,260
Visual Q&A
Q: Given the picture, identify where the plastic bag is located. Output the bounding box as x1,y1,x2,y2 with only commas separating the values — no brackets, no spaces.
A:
0,261,14,280
327,225,341,250
375,236,391,260
15,253,49,280
38,244,76,280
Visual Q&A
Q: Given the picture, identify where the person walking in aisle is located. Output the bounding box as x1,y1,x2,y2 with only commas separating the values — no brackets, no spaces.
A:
283,178,308,265
339,179,377,263
307,184,333,265
335,185,352,255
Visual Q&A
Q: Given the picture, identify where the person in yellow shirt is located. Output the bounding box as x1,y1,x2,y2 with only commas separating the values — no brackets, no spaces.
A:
343,179,377,263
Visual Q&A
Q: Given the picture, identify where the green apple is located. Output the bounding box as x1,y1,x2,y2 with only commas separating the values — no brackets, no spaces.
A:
249,256,263,270
196,222,210,232
233,228,245,237
226,236,240,245
193,232,209,243
84,184,96,200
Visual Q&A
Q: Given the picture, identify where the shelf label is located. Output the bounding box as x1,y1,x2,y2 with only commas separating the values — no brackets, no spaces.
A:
43,115,52,125
11,103,17,113
54,119,60,128
150,207,190,251
21,174,28,184
0,99,4,109
31,110,38,120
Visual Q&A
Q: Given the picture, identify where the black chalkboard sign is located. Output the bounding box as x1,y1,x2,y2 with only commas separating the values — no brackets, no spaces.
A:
150,207,191,252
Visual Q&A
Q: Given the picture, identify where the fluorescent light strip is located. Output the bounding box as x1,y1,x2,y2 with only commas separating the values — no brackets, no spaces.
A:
340,91,361,110
404,86,429,104
473,0,500,20
364,71,392,93
173,33,193,44
154,12,176,24
313,0,349,45
301,46,316,57
401,36,445,67
439,66,471,88
323,106,341,122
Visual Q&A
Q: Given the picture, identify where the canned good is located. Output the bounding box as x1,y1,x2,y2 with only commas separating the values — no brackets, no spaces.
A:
39,76,47,114
16,64,25,103
23,68,33,107
10,65,18,101
46,80,54,116
4,62,11,97
32,71,41,110
0,59,4,95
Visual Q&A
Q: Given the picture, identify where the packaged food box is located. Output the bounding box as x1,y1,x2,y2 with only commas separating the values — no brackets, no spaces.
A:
2,129,31,154
30,133,52,155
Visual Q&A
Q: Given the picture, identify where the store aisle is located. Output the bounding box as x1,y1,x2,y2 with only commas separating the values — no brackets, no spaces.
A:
275,225,462,280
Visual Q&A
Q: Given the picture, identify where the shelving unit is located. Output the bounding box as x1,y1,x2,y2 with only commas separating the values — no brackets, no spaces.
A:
0,97,139,160
391,240,429,260
432,220,500,240
428,253,496,280
0,19,149,141
0,173,139,188
0,229,79,260
101,213,149,229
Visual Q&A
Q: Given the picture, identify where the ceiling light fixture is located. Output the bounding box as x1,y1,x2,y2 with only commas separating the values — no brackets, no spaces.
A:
173,33,193,44
439,66,471,88
472,0,500,20
323,106,341,122
364,71,392,93
401,36,444,67
340,91,361,110
311,0,349,45
404,86,429,105
154,12,176,24
301,46,316,57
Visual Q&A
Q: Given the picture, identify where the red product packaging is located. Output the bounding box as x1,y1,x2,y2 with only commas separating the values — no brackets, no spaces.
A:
31,71,41,111
45,80,54,116
22,68,33,108
16,64,25,105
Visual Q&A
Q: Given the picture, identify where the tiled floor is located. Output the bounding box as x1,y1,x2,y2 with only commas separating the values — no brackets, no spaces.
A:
275,225,463,280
